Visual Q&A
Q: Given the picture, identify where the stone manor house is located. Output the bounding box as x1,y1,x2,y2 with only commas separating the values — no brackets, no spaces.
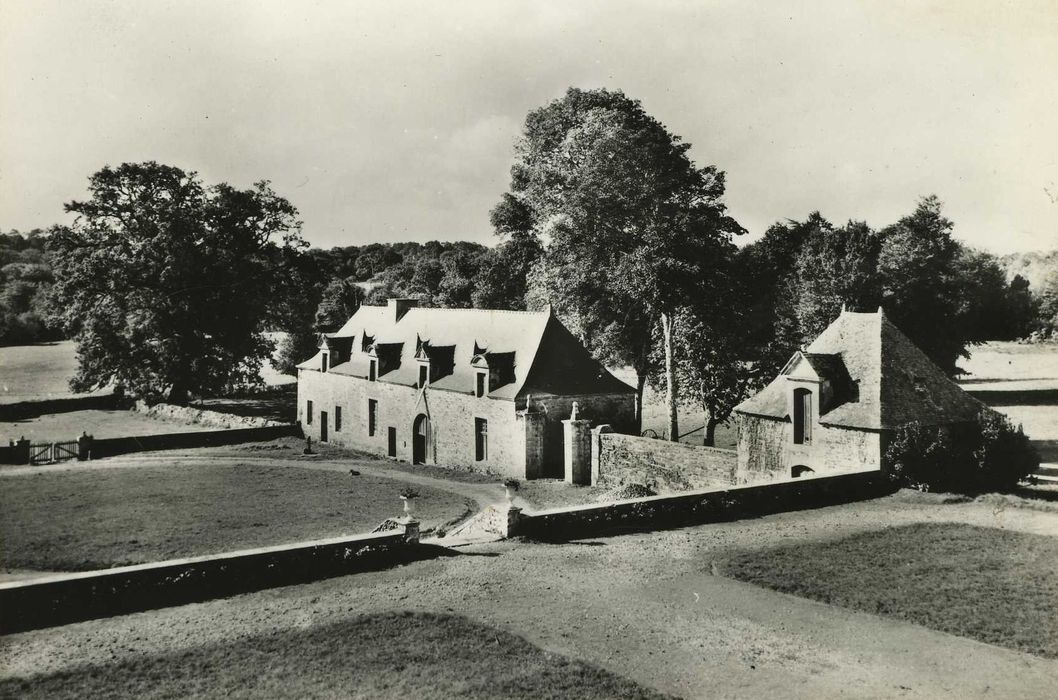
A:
297,298,637,478
734,308,989,482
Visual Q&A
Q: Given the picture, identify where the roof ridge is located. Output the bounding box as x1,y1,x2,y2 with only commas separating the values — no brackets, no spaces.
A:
401,306,547,316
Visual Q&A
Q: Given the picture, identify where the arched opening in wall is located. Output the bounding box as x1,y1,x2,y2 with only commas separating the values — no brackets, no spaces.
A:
791,465,814,479
412,414,429,465
793,388,813,445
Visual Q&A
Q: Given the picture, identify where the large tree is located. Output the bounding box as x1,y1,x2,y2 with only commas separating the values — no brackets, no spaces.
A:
792,219,881,342
510,88,743,437
670,295,755,446
48,162,304,403
877,195,966,374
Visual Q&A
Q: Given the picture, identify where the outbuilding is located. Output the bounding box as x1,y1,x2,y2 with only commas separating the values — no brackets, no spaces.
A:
297,298,637,478
734,308,988,483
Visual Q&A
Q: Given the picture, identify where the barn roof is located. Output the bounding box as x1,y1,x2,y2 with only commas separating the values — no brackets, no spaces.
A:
734,309,987,430
297,301,633,400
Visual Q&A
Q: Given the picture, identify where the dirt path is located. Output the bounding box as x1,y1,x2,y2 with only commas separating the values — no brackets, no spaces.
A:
3,494,1057,698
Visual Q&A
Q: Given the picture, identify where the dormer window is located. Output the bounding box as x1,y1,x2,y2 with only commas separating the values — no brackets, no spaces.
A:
368,358,377,382
475,371,487,398
418,364,429,388
321,353,329,373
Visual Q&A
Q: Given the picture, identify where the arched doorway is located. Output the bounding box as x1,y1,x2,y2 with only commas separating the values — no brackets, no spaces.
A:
792,465,814,479
412,414,429,465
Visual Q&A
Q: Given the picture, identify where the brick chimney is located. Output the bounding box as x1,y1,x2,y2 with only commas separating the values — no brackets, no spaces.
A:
388,298,418,323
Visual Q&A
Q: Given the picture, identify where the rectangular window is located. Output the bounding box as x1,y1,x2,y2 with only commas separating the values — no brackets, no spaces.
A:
368,399,377,437
388,427,397,457
369,359,377,382
419,365,429,388
475,372,486,398
335,406,342,432
475,418,488,461
306,400,313,425
793,389,812,445
321,353,328,372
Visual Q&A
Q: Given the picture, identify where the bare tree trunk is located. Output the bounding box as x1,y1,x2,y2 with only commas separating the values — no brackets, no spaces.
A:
661,312,678,442
634,372,647,435
168,383,189,406
704,415,718,447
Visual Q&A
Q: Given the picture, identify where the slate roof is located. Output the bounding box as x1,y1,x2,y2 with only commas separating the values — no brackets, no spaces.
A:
735,309,988,430
298,302,633,400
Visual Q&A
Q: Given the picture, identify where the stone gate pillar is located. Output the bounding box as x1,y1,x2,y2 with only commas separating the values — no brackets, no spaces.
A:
562,419,592,485
519,409,546,479
590,424,613,486
14,437,30,465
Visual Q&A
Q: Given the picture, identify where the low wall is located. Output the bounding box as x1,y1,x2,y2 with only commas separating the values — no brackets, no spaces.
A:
0,527,420,634
512,469,889,540
89,424,302,459
593,431,737,491
0,392,125,421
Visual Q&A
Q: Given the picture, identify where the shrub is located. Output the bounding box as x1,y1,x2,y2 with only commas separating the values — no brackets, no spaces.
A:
974,411,1040,491
884,411,1039,493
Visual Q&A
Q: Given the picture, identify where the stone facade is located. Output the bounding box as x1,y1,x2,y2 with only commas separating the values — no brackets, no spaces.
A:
591,430,737,492
298,369,635,479
736,414,882,484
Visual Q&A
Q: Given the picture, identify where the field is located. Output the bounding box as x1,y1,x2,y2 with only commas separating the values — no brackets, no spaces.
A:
0,335,293,405
0,612,667,700
720,522,1058,658
2,408,218,444
0,341,102,404
0,460,473,572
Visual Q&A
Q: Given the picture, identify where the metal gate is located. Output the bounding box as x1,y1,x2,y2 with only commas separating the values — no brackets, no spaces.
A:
53,441,79,462
29,443,52,465
29,441,79,465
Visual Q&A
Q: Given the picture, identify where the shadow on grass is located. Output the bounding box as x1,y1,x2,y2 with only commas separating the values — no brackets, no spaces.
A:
0,611,673,699
966,387,1058,406
1,541,473,635
193,385,298,423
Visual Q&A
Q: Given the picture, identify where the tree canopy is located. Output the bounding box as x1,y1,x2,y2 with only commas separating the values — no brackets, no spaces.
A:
48,162,304,403
508,87,743,436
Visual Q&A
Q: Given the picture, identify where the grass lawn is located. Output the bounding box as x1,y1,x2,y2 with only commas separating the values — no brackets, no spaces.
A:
720,523,1058,658
0,341,103,403
0,335,292,406
0,463,473,571
0,611,669,699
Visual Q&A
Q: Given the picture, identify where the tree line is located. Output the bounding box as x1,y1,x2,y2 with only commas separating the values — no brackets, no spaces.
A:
5,88,1058,432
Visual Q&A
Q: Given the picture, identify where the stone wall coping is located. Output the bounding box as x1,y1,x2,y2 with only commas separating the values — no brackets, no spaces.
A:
0,530,404,591
525,467,881,517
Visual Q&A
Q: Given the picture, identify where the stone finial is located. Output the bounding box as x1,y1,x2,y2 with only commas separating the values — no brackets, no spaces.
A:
570,401,579,420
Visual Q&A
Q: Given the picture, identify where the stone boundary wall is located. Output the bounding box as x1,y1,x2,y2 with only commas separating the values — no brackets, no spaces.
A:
134,402,286,429
593,430,737,491
0,527,419,634
511,469,888,540
0,425,301,464
0,392,126,421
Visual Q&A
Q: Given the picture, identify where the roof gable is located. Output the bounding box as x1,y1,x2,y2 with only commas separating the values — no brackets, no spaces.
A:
736,309,986,429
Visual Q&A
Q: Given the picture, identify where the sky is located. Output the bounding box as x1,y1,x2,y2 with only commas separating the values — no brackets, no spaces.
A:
2,0,1056,254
